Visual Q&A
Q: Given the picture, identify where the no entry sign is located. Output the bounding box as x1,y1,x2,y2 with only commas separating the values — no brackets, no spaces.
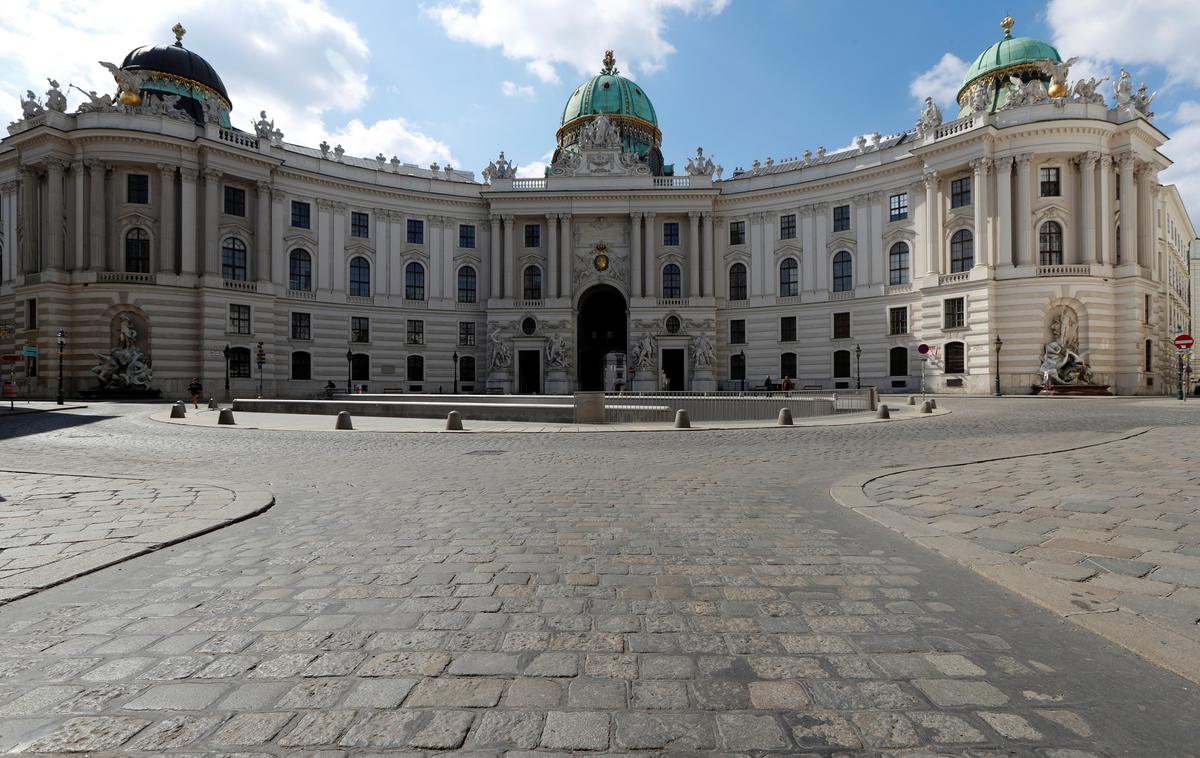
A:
1175,334,1194,351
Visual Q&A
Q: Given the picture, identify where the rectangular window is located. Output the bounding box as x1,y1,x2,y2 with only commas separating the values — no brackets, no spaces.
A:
26,355,38,378
833,204,850,232
944,297,965,329
833,312,851,340
290,312,311,341
407,219,424,244
780,316,797,343
127,174,149,204
26,299,37,329
224,185,246,216
230,348,251,378
950,177,972,208
458,321,476,346
1040,167,1061,197
780,213,796,240
662,222,680,247
351,316,370,343
229,304,251,335
524,223,540,248
1145,294,1152,324
888,307,908,335
459,224,476,248
291,200,311,229
729,220,746,246
889,192,908,221
407,319,424,345
730,319,746,345
351,211,369,238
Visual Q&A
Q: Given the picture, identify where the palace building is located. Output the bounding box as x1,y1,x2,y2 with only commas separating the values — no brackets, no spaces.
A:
0,18,1193,398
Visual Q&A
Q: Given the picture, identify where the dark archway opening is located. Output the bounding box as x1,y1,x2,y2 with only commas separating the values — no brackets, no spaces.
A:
577,285,627,391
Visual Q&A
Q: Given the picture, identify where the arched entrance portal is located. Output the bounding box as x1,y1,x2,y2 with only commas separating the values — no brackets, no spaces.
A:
577,285,627,391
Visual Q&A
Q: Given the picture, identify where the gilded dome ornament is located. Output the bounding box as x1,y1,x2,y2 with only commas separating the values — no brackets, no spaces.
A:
600,50,619,76
1001,16,1014,38
172,22,186,46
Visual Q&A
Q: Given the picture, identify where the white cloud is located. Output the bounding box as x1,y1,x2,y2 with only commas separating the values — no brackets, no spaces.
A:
0,0,456,166
425,0,728,84
516,150,554,178
909,52,969,113
1161,102,1200,213
501,80,534,98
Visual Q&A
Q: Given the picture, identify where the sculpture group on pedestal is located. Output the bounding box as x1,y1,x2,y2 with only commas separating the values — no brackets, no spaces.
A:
488,324,511,372
629,333,656,372
1039,306,1095,386
545,334,571,371
92,313,153,389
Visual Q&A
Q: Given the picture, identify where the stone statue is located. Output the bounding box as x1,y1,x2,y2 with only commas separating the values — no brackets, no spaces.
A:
70,84,114,112
44,79,67,112
969,81,993,113
914,96,943,137
686,146,716,177
1039,305,1094,385
99,61,145,106
333,144,345,161
488,325,511,371
483,150,516,182
630,333,656,371
1113,69,1133,107
692,333,715,368
545,334,570,370
1002,75,1047,109
1131,83,1156,118
1037,56,1078,98
319,140,330,158
198,90,223,124
19,90,44,119
1070,76,1108,105
580,112,620,150
253,110,275,139
91,313,154,389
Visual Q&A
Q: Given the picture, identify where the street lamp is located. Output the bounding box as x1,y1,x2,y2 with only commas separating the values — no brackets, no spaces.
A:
993,335,1004,397
55,329,65,405
452,351,459,395
345,349,354,395
738,349,746,392
854,344,862,390
222,343,231,401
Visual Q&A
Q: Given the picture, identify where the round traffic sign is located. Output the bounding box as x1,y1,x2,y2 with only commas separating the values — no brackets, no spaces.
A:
1175,334,1194,350
918,343,930,355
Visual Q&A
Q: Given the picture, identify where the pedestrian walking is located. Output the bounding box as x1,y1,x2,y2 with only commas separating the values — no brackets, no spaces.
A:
187,377,203,408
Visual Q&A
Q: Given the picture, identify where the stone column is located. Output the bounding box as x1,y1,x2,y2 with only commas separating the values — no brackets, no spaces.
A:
630,211,643,297
502,214,515,298
317,199,333,291
853,196,870,285
643,212,655,297
748,213,763,298
179,167,198,275
687,211,701,297
869,192,884,284
45,159,65,271
255,181,270,282
0,182,14,281
375,209,389,297
994,158,1013,266
970,158,990,268
702,211,715,297
814,203,830,290
271,189,287,288
388,212,402,296
1138,164,1156,272
558,213,571,298
203,169,221,276
428,215,442,300
800,206,816,290
923,172,940,275
20,167,38,273
546,213,558,299
489,214,501,301
72,162,85,271
442,216,455,300
1080,152,1098,264
1098,156,1114,265
86,161,107,271
157,164,176,273
1118,154,1137,267
1015,155,1032,266
332,202,346,292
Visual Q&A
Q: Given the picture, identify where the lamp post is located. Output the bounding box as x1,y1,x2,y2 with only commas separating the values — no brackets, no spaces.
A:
345,349,353,395
738,349,746,392
993,335,1004,397
452,351,459,395
55,329,65,405
854,344,862,390
222,343,231,401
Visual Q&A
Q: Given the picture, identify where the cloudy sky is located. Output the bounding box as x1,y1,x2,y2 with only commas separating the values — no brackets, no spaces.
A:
3,0,1198,228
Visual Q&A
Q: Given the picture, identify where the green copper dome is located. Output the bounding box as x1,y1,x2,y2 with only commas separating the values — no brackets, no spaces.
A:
555,51,663,169
955,17,1062,116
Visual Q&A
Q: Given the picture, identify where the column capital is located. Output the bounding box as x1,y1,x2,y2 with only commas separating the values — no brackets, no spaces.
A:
630,210,644,221
316,198,335,211
202,168,222,180
922,170,939,189
969,157,992,173
272,186,289,203
84,158,106,171
813,201,830,213
687,210,701,221
545,212,557,222
373,207,391,220
180,166,200,181
157,163,176,177
331,201,347,213
1117,152,1138,169
994,155,1014,169
501,213,515,222
256,180,271,195
852,193,870,205
1015,153,1033,167
643,212,656,221
489,213,501,225
70,160,84,173
0,181,18,193
557,212,572,221
1081,150,1100,166
1100,154,1114,169
45,158,66,173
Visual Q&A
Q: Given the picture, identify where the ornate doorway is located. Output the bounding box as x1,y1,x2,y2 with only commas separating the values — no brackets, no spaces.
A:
576,285,627,391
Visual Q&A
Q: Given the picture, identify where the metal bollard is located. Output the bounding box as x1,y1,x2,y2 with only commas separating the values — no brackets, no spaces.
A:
875,404,891,419
919,401,932,414
170,401,186,419
207,397,219,410
907,395,916,405
446,411,463,431
217,408,236,425
777,408,794,426
674,409,691,429
335,410,354,430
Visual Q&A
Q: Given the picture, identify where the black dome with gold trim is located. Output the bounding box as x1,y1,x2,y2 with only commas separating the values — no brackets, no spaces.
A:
120,23,231,125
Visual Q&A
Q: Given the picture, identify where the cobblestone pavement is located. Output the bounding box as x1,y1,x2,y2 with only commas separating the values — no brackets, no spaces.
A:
0,471,271,604
0,398,1198,755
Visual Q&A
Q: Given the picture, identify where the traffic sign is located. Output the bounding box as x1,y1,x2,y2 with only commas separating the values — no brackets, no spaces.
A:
1174,334,1194,350
0,354,20,362
21,345,38,357
917,343,930,355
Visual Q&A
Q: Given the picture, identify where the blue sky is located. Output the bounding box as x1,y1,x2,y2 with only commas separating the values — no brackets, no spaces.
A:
3,0,1199,225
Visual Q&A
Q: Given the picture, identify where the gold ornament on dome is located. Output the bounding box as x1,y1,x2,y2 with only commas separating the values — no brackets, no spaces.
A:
118,90,143,106
600,50,619,76
1001,16,1014,38
172,22,187,46
1048,81,1068,98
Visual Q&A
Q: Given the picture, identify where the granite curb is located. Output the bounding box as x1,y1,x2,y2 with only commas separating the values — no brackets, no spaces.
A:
0,468,274,606
829,425,1200,685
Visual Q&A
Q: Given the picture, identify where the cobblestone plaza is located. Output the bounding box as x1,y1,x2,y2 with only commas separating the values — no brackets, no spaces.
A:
1,398,1199,755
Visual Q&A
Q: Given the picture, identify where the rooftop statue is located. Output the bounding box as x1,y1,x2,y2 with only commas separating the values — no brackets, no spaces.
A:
99,61,145,106
1070,76,1108,106
914,96,942,137
969,81,994,113
253,110,275,139
45,79,67,112
19,90,44,119
70,84,114,113
1132,83,1156,119
1037,56,1078,98
483,150,516,182
1002,75,1047,109
685,146,716,177
580,112,620,150
1113,69,1133,107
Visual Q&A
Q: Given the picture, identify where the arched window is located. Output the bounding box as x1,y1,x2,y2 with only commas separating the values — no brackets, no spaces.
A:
1039,221,1063,266
888,242,910,285
889,346,908,377
229,346,252,378
457,266,477,303
730,351,746,381
222,238,247,281
833,349,851,378
459,356,476,382
780,352,797,379
945,341,965,374
350,353,370,381
405,262,425,300
728,263,748,301
407,354,424,382
950,230,973,272
833,251,853,292
779,258,799,297
291,351,311,380
349,257,371,297
523,265,542,300
662,263,681,299
289,249,312,291
125,228,150,273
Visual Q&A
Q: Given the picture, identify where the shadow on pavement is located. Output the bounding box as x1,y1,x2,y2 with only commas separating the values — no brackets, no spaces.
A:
0,411,116,441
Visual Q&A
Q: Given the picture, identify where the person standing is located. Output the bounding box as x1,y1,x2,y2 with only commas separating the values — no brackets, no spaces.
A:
187,377,203,408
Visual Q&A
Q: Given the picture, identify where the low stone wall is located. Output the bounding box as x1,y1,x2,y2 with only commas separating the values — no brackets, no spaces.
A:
233,398,580,423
